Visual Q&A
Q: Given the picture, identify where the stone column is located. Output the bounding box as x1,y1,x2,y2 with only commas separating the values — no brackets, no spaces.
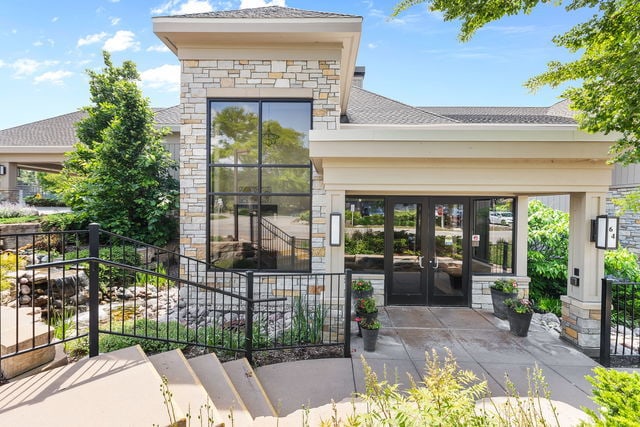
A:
0,162,19,202
561,192,606,356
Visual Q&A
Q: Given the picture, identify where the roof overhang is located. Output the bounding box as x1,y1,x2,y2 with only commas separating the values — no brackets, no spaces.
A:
310,124,618,195
153,15,362,114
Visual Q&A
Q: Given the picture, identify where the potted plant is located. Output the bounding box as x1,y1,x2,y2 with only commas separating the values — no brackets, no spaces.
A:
355,296,378,323
352,279,373,300
359,319,381,352
504,297,534,337
490,278,518,320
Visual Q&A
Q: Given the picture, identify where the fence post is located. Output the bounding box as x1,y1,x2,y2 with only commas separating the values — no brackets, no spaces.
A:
88,223,100,358
600,278,612,367
343,269,352,358
245,271,254,364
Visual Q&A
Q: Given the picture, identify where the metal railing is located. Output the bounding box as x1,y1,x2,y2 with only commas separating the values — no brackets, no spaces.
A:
259,216,310,271
0,224,350,373
600,278,640,367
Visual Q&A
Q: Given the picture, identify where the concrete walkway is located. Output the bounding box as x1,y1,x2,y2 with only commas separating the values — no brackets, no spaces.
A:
259,306,600,416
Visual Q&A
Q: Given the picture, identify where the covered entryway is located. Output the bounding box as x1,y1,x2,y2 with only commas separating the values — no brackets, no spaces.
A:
386,196,468,306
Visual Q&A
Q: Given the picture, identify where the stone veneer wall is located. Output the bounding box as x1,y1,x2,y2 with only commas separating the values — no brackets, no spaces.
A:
607,186,640,256
560,296,601,356
472,276,530,311
179,58,340,270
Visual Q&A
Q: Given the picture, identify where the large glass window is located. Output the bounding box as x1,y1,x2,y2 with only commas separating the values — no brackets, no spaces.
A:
209,100,312,271
471,198,515,274
344,197,385,273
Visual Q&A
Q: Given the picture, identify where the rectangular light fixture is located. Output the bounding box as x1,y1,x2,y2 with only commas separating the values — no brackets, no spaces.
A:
591,215,619,250
329,212,342,246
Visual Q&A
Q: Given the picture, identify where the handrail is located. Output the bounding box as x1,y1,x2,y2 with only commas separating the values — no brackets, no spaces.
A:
26,257,286,305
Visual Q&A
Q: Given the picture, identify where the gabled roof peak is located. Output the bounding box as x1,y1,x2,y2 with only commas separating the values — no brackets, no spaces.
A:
164,5,361,20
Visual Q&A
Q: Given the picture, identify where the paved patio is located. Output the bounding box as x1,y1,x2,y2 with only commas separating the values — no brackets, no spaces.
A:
350,306,599,410
260,306,601,417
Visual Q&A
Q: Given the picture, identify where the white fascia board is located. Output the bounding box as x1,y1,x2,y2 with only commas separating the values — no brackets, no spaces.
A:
312,124,620,143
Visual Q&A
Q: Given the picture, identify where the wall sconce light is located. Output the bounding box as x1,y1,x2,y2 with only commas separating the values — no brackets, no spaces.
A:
591,215,619,249
0,165,6,175
329,212,342,246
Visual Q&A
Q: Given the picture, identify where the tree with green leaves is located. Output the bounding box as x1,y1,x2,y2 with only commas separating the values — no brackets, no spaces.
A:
393,0,640,165
54,52,178,245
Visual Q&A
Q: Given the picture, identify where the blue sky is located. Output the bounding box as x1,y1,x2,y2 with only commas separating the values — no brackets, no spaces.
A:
0,0,592,130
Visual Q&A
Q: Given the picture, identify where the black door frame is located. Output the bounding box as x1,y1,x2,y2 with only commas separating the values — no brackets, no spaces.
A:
384,196,470,307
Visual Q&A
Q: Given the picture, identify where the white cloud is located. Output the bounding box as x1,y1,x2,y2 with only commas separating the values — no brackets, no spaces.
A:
51,16,59,23
33,38,55,48
0,60,5,68
33,41,43,47
367,42,378,49
77,32,108,47
240,0,285,8
103,30,140,52
9,58,59,78
147,44,170,53
111,17,121,26
140,64,180,91
34,70,74,85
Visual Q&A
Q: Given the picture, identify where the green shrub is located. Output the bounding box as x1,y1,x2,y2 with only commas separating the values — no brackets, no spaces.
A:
24,195,66,207
345,230,384,255
0,215,40,224
99,319,190,354
74,245,141,289
40,212,89,231
585,367,640,426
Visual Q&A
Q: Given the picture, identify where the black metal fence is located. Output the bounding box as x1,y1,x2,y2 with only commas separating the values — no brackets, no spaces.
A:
0,224,350,377
600,278,640,367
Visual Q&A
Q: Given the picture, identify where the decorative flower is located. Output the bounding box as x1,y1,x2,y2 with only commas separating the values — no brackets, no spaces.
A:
504,297,534,314
352,279,373,292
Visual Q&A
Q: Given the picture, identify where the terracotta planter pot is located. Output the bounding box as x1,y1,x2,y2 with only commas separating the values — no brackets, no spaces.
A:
361,328,379,352
490,288,517,320
507,309,533,337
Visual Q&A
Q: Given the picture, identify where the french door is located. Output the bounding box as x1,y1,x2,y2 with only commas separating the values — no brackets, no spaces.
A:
385,197,469,306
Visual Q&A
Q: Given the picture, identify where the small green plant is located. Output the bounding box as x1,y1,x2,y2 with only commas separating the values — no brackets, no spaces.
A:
504,298,534,314
491,278,518,294
0,252,27,291
358,319,380,330
135,264,170,289
355,297,377,314
281,297,327,345
535,297,562,317
584,366,640,426
352,279,373,292
99,319,190,354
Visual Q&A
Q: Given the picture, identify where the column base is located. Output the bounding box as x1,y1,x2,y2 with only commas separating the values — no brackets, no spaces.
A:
560,295,601,356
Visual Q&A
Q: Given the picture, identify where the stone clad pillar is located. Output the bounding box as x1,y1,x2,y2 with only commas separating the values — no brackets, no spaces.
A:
561,192,606,356
0,162,19,202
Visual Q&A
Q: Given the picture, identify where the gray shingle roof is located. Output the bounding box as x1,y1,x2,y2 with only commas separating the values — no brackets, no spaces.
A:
0,107,180,147
0,111,84,147
420,105,576,124
345,87,455,125
164,6,360,19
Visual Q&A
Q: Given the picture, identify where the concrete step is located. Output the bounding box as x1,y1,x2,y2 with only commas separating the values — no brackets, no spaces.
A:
0,345,186,427
223,358,277,418
252,399,368,427
255,357,356,416
149,349,224,426
0,306,56,379
188,352,253,426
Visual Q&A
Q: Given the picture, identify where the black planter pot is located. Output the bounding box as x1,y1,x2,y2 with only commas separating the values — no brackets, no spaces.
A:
506,309,533,337
361,328,379,352
356,309,378,337
490,288,517,320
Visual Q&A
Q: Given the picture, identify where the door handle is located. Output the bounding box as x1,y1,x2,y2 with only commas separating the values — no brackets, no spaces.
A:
418,256,424,269
431,257,439,270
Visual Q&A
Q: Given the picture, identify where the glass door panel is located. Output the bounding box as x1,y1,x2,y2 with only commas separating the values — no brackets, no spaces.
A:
429,199,468,305
386,200,427,305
